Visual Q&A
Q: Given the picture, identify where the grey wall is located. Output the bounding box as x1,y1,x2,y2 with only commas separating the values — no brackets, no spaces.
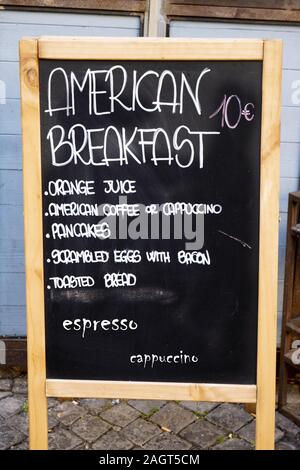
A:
0,9,141,336
170,20,300,341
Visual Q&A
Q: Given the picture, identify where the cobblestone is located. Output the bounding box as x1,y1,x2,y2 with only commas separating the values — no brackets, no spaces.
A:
143,432,192,450
0,423,25,450
92,429,133,450
120,418,161,446
276,437,300,450
53,400,87,426
72,414,111,443
238,419,284,444
150,402,196,433
0,396,26,418
0,379,12,391
180,401,219,414
79,398,110,415
128,400,166,415
0,367,299,450
276,411,300,439
12,377,28,394
212,437,253,450
0,392,12,400
179,418,225,448
101,403,140,427
206,403,253,432
11,440,29,450
48,427,83,450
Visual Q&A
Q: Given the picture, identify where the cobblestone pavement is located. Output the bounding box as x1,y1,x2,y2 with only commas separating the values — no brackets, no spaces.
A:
0,371,299,450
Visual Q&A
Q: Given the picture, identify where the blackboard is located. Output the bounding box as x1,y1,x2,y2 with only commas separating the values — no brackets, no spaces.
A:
39,59,262,384
21,36,282,450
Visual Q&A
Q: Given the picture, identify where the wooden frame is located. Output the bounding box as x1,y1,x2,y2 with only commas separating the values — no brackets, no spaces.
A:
20,37,281,450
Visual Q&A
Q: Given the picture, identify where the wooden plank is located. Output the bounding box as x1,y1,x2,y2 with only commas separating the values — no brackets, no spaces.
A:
170,21,300,70
0,169,23,206
0,272,25,305
256,39,282,451
46,379,257,402
0,307,26,336
0,23,140,62
167,4,300,22
0,99,21,134
0,205,23,239
147,0,161,37
38,37,263,60
168,0,300,8
0,9,141,28
20,38,48,450
280,143,300,179
280,178,300,212
0,0,146,12
0,239,24,273
0,135,22,171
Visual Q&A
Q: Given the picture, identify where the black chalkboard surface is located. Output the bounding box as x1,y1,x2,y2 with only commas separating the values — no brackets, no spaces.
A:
39,59,262,384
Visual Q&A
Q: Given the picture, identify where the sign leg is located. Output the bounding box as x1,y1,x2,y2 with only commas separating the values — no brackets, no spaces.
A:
28,377,48,450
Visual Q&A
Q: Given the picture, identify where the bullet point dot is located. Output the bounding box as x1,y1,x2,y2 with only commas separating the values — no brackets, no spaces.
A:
46,234,50,238
45,212,48,216
47,259,51,263
47,285,51,290
44,191,48,195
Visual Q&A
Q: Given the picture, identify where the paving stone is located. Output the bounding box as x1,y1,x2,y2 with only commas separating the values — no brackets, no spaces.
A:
11,440,29,450
128,400,166,415
238,419,284,444
143,432,192,450
206,403,252,432
12,376,28,394
79,398,110,415
9,412,29,435
92,430,133,450
120,418,161,446
54,400,87,426
212,437,253,450
0,395,26,418
0,423,25,450
75,443,90,450
48,413,59,430
179,418,225,448
276,411,300,438
0,392,12,400
112,425,122,432
47,398,59,409
72,414,111,443
276,438,300,450
48,427,83,450
0,379,12,391
150,403,196,433
101,403,140,427
180,401,219,414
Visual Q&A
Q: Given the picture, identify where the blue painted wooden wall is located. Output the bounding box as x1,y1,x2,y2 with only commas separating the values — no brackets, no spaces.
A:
0,10,297,343
0,10,141,336
170,20,300,342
